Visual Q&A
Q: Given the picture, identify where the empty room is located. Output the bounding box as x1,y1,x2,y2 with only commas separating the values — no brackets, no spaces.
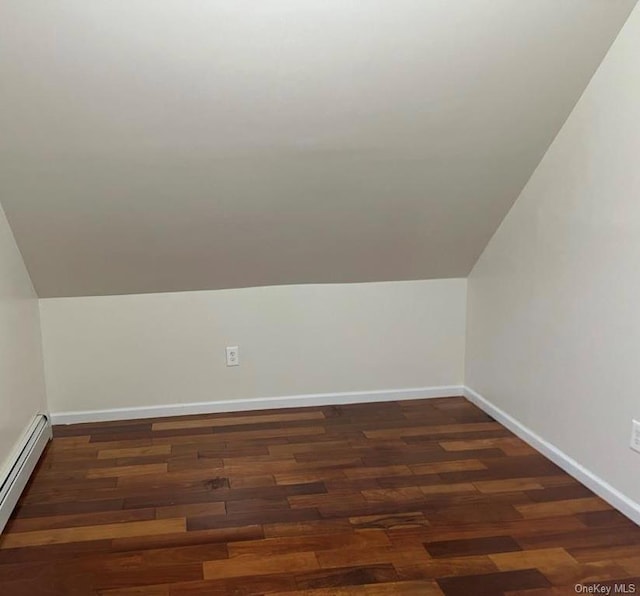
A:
1,1,640,594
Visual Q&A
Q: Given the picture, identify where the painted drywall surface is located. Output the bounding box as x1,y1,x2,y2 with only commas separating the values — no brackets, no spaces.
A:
466,5,640,504
40,279,466,413
0,1,635,297
0,202,48,479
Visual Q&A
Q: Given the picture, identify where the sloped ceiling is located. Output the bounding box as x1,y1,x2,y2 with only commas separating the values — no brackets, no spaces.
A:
0,0,636,297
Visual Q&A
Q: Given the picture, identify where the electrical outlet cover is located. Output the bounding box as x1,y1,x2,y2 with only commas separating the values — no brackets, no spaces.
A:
631,420,640,454
226,346,239,367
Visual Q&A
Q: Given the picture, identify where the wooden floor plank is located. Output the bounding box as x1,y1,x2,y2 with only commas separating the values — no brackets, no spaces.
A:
515,497,611,519
152,410,325,431
0,518,186,548
273,580,445,595
86,463,169,479
4,507,156,533
202,551,319,579
97,445,172,460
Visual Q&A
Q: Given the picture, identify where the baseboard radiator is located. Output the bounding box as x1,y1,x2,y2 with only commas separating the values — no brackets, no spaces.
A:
0,414,52,533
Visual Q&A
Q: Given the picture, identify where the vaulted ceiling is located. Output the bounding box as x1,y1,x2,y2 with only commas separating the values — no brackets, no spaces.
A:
0,0,636,297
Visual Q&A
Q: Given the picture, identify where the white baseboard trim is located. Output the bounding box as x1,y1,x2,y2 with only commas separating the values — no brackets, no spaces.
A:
0,414,52,534
464,386,640,527
50,385,464,425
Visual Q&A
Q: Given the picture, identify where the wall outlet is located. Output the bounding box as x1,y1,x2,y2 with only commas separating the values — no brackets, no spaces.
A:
631,420,640,454
225,346,239,367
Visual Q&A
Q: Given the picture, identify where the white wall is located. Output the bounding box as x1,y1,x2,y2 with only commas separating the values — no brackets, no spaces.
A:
0,203,48,479
466,6,640,507
40,279,466,416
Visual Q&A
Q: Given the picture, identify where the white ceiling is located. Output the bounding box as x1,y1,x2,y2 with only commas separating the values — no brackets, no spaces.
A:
0,0,636,297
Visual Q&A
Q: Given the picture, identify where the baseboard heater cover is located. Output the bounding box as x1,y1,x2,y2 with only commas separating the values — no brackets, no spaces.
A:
0,414,52,534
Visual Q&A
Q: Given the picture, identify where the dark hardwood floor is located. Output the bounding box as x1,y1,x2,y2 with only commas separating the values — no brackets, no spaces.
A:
1,397,639,595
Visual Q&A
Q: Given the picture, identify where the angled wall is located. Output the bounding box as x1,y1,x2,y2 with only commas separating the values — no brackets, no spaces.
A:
1,0,635,298
466,6,640,511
